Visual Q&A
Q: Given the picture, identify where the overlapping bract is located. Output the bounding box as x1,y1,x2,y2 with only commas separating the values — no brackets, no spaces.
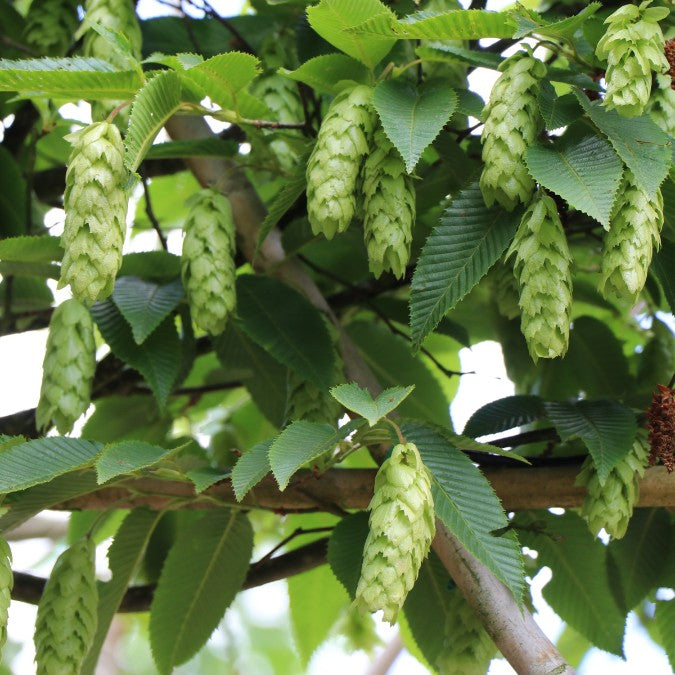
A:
507,191,572,361
0,537,11,652
600,168,663,301
596,1,669,117
36,299,96,434
306,85,376,239
480,51,546,211
59,121,128,304
354,442,435,624
491,260,520,321
23,0,79,56
181,188,237,336
81,0,142,67
34,539,98,675
361,126,415,279
648,74,675,136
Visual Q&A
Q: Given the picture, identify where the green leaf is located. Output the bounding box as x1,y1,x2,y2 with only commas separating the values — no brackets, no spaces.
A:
91,298,182,407
235,275,334,390
416,43,502,71
149,509,253,674
655,600,675,670
0,438,103,493
112,276,184,344
403,422,525,602
118,251,181,281
269,419,364,490
544,400,636,484
186,467,229,494
281,54,370,95
95,441,176,484
125,70,183,172
651,239,675,315
306,0,397,69
574,92,672,198
373,80,457,173
327,511,370,598
144,138,237,160
537,81,583,131
230,439,273,501
463,395,546,438
516,511,626,655
526,135,623,228
512,3,601,40
329,384,414,426
0,57,142,99
410,180,521,349
447,432,530,464
0,235,63,263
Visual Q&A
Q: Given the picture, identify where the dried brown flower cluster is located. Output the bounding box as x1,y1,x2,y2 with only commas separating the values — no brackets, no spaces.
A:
647,384,675,472
665,38,675,88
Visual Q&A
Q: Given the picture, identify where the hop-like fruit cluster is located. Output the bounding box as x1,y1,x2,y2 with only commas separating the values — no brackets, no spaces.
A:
435,589,495,675
648,74,675,136
34,538,98,675
336,606,381,654
36,299,96,434
59,121,128,304
181,188,237,336
354,442,435,624
600,168,663,301
507,190,572,361
81,0,142,67
361,126,415,279
480,50,546,211
576,434,649,539
23,0,79,56
306,85,376,239
0,536,12,652
596,1,669,117
491,260,520,321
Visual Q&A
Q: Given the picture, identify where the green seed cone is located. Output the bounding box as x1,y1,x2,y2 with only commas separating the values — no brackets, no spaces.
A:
59,121,128,304
648,74,675,136
576,434,650,539
0,536,12,652
507,190,572,361
600,168,663,301
354,442,435,624
306,85,377,239
181,188,237,336
336,605,381,654
23,0,79,56
34,538,98,675
361,125,416,279
480,50,546,211
81,0,142,67
36,299,96,435
596,1,669,118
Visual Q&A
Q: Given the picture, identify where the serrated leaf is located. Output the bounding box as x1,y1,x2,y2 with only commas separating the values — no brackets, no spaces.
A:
327,511,369,598
269,419,364,490
125,70,183,172
416,43,502,70
0,235,63,263
526,135,622,227
403,422,524,602
512,3,601,40
516,511,626,655
118,251,181,281
0,57,143,99
306,0,396,69
537,80,582,131
282,54,370,95
95,440,175,484
410,180,521,349
112,276,184,344
149,509,253,674
186,466,229,494
544,400,636,484
449,432,530,464
463,395,546,438
651,239,675,315
329,384,414,426
230,440,273,501
0,438,103,493
373,79,456,173
574,92,671,198
235,275,334,390
655,600,675,670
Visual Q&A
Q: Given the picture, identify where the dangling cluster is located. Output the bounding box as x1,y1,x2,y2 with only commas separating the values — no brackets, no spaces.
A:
59,121,129,304
354,442,435,624
646,384,674,472
23,0,79,56
595,1,669,117
479,50,546,211
181,188,237,336
36,299,96,434
507,190,573,361
0,536,12,652
34,538,98,675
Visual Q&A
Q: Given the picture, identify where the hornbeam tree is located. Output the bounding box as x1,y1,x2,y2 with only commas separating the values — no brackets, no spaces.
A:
0,0,673,673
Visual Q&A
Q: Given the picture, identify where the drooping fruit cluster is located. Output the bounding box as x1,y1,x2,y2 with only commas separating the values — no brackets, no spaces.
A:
181,188,237,336
36,299,96,434
647,384,674,472
354,442,435,624
59,121,129,304
335,605,381,654
0,536,12,652
34,538,98,675
23,0,79,56
595,1,669,117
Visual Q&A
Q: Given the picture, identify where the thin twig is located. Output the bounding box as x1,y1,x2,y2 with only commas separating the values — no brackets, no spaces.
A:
0,35,38,56
141,171,168,250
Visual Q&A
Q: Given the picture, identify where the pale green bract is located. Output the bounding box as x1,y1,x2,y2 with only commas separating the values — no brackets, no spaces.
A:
479,50,546,211
600,168,663,301
59,121,129,304
36,298,96,434
491,260,520,321
306,85,377,239
354,442,435,624
23,0,79,56
595,1,669,118
0,537,12,652
647,74,675,136
361,126,416,280
34,539,98,675
181,188,237,336
507,190,572,361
